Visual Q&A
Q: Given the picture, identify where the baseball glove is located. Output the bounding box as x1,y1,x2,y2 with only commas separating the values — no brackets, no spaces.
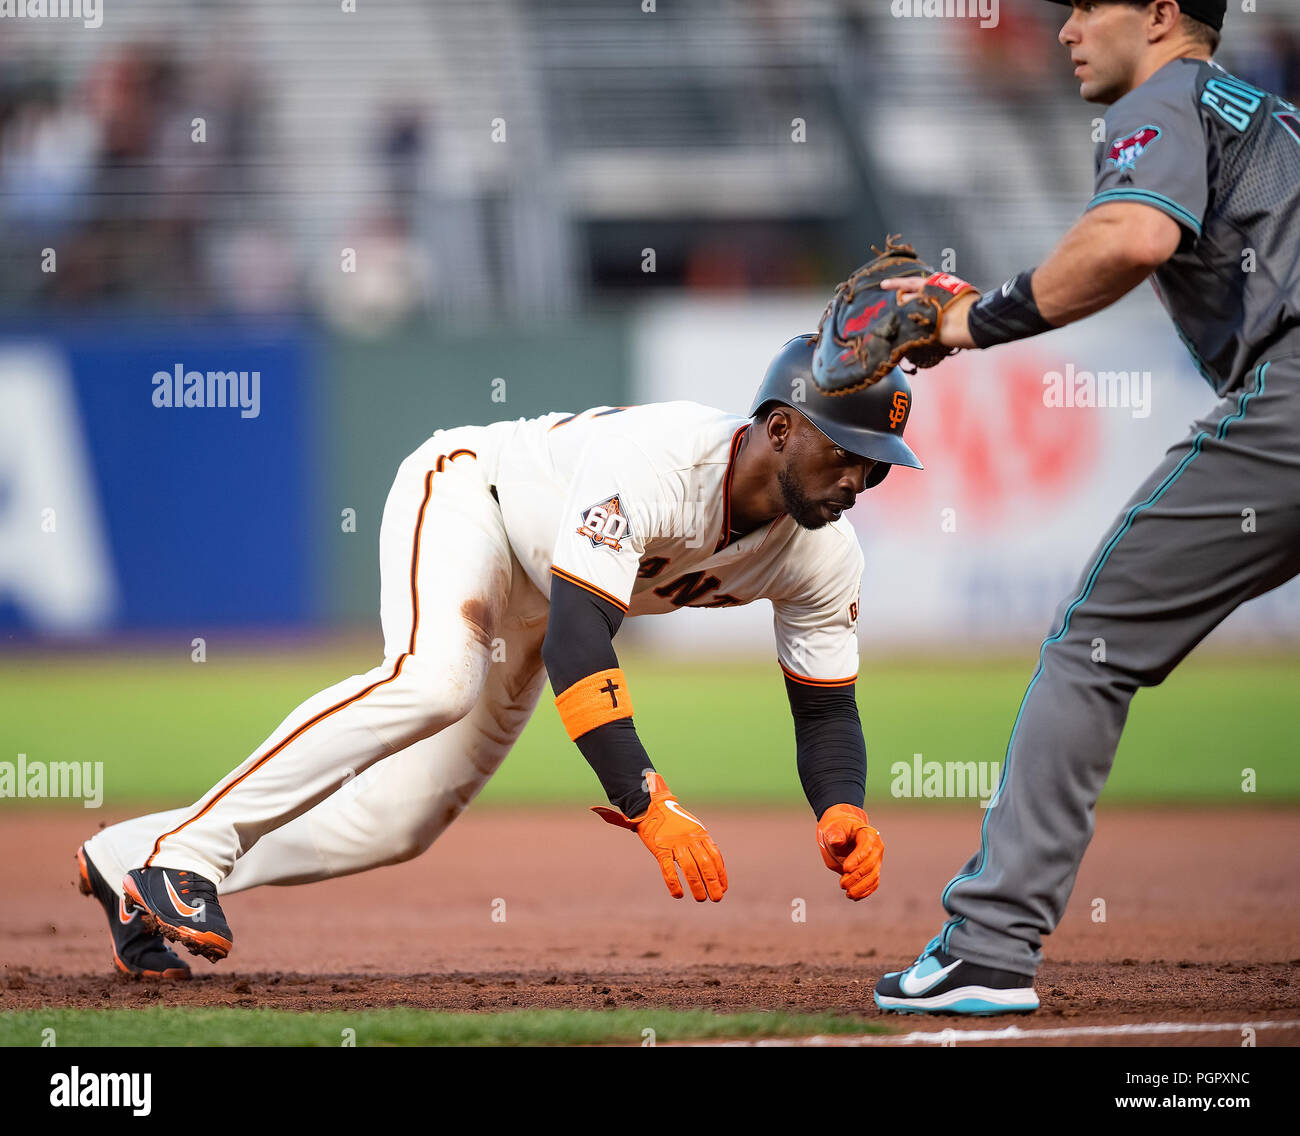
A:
812,235,977,394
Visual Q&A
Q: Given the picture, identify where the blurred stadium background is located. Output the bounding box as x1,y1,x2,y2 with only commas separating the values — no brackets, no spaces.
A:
2,0,1298,810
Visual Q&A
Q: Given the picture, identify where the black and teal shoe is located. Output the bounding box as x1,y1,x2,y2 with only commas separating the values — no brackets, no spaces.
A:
874,936,1038,1015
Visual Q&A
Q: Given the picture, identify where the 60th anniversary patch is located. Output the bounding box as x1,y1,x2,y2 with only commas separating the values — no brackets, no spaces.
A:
577,494,632,552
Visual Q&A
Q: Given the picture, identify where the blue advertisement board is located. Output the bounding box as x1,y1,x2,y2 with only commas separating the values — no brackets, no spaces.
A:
0,320,316,635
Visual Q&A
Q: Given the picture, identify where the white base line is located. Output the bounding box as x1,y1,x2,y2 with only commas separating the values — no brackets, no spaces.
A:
696,1019,1300,1047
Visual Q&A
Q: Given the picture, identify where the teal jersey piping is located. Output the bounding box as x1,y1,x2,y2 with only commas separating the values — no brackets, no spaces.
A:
1087,187,1203,236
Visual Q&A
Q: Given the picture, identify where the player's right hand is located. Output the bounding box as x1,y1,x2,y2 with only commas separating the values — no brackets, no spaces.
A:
592,771,728,902
817,804,883,901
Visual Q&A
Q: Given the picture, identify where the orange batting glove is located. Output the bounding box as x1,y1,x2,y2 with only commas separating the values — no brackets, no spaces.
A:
592,771,728,902
816,804,883,901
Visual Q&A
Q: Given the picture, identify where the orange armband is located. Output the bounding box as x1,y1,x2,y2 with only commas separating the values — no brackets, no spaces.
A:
554,667,634,741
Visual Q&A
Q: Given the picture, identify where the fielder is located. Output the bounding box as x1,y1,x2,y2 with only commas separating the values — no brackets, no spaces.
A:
813,0,1299,1014
76,335,906,975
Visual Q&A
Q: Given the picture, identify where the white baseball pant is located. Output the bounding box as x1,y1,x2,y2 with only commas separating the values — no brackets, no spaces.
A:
83,425,549,895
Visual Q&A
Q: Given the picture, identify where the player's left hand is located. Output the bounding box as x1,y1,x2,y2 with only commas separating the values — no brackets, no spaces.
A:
880,278,979,350
812,235,979,393
816,804,883,901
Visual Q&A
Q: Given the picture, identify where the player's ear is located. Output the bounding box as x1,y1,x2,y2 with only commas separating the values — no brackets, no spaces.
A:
1147,0,1181,42
765,407,793,452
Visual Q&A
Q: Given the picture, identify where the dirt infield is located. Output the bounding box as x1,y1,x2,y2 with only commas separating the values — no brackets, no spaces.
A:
2,806,1298,1045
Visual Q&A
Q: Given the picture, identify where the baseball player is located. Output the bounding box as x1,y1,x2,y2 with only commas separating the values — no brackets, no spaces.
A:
75,335,905,974
847,0,1299,1013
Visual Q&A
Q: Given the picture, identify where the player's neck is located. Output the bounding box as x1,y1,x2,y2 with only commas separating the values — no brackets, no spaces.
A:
1126,45,1210,97
727,423,784,536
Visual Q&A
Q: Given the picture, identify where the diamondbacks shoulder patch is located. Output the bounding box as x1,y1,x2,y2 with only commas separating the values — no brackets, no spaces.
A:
1107,125,1162,172
577,494,632,552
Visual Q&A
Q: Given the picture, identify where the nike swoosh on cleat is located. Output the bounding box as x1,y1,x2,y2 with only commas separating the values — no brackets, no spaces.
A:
118,896,138,925
164,875,203,918
899,958,963,997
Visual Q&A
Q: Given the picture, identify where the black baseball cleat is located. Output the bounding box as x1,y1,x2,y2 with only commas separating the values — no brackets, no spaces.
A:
76,846,190,980
874,936,1039,1015
122,866,233,963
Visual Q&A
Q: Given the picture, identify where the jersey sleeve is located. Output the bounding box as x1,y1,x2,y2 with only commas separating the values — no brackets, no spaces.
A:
770,531,863,687
1088,78,1208,238
549,431,668,612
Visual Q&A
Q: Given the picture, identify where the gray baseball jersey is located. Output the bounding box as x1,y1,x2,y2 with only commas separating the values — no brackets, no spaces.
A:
1088,58,1300,394
937,58,1300,978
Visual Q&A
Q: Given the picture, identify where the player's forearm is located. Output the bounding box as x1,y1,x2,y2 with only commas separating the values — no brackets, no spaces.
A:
785,677,867,817
543,574,654,817
960,204,1180,350
573,719,654,817
1030,207,1173,326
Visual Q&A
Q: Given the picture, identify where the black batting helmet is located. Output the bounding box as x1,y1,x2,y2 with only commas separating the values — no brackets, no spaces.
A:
750,333,922,489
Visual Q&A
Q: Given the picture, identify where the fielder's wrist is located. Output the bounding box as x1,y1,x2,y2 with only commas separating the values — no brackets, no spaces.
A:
967,269,1054,348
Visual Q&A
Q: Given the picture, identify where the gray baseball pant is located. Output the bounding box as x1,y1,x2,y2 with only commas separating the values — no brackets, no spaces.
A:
940,354,1300,975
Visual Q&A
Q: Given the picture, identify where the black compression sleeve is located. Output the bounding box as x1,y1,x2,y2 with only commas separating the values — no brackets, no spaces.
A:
784,676,867,818
542,573,624,691
543,574,654,817
574,719,653,817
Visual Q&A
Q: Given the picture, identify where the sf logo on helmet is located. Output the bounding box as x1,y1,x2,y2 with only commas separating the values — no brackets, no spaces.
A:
577,495,631,552
888,390,909,430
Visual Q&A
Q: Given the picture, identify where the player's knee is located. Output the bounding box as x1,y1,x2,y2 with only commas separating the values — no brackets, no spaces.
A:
1042,631,1163,692
376,798,468,865
393,655,482,738
383,825,433,865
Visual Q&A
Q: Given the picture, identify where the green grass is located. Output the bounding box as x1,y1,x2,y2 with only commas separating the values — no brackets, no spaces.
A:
1,649,1296,809
0,1007,881,1047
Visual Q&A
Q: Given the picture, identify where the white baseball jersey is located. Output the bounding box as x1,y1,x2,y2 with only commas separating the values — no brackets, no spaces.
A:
483,401,864,686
